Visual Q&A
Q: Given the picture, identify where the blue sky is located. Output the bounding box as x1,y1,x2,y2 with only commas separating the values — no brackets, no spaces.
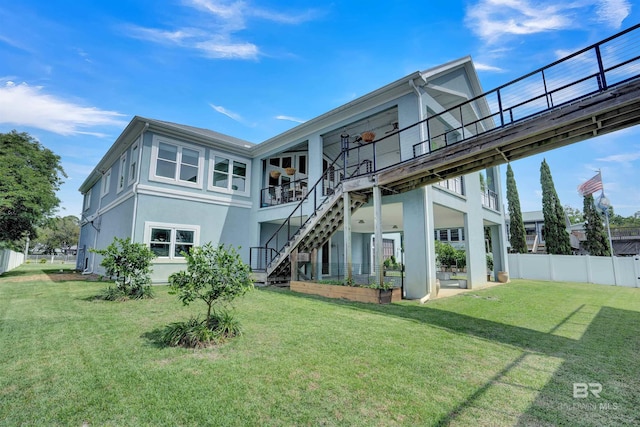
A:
1,0,639,218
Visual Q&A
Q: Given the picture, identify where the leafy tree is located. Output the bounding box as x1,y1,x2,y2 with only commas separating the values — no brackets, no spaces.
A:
506,164,528,253
540,159,572,255
564,205,584,224
33,215,79,254
0,131,66,247
167,243,252,346
91,237,156,300
583,194,611,256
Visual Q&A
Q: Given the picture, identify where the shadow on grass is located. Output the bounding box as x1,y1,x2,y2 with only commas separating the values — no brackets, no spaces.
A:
261,287,640,425
141,328,169,349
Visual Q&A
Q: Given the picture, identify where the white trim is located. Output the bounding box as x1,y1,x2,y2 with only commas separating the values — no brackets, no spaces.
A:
101,168,112,197
137,184,253,209
128,139,139,185
84,189,91,211
143,221,200,260
208,151,251,196
117,152,127,193
149,135,205,189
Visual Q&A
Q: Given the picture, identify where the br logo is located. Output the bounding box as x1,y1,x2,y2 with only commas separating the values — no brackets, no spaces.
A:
573,383,602,398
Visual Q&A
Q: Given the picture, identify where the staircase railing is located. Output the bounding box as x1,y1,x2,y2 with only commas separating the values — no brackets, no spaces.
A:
250,152,346,270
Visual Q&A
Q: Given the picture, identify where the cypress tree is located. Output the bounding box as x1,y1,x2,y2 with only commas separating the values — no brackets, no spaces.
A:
582,194,611,256
540,159,572,254
506,164,528,253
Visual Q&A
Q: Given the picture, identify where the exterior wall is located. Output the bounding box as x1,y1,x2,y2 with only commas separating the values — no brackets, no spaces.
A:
133,193,251,282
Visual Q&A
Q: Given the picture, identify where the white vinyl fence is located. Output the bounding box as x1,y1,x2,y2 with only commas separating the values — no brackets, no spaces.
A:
508,253,640,288
0,249,24,274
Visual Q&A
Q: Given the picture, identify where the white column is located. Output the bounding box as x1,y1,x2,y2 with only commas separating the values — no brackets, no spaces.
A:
373,185,384,287
343,191,352,282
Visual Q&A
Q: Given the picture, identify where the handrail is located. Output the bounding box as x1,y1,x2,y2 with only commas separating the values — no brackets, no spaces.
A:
254,151,346,268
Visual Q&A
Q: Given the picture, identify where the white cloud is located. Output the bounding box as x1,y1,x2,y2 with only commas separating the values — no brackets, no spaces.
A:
595,0,631,28
210,103,243,122
275,115,305,124
0,81,126,136
126,0,320,60
474,62,505,72
465,0,631,44
596,151,640,163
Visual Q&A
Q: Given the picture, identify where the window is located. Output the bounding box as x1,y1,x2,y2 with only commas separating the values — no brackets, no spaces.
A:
101,169,112,197
150,137,204,188
117,153,127,192
450,229,460,241
128,142,138,184
84,189,91,211
145,222,199,259
209,153,250,195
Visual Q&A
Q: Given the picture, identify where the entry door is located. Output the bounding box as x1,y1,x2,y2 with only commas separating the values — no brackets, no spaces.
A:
322,241,329,275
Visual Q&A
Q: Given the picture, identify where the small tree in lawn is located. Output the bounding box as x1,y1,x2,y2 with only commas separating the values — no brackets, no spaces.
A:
91,237,156,300
166,243,253,347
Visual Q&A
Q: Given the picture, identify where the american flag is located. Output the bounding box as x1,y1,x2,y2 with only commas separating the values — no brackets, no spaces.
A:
577,172,603,196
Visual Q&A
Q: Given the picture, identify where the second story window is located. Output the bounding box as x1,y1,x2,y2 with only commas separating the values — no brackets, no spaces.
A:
84,189,91,211
150,137,204,189
101,169,111,197
208,153,251,196
118,153,127,192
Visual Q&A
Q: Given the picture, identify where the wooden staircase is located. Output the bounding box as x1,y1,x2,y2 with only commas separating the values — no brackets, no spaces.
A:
265,185,369,281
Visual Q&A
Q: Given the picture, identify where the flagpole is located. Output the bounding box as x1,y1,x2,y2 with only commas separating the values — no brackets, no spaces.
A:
598,169,618,285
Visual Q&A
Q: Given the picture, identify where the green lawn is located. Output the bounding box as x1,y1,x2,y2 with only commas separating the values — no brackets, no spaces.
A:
1,266,639,426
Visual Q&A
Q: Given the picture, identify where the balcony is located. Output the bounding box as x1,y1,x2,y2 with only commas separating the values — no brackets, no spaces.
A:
260,178,309,207
481,189,498,210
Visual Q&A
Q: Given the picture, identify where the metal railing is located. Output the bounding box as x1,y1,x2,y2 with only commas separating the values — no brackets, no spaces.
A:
251,24,640,273
260,178,309,207
481,189,499,210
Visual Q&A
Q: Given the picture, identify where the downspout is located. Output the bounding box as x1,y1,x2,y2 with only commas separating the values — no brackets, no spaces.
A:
130,122,149,240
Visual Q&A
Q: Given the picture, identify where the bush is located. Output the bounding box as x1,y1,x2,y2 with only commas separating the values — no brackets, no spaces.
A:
167,243,252,347
454,249,467,269
160,310,242,348
39,258,46,264
435,241,456,269
91,237,156,300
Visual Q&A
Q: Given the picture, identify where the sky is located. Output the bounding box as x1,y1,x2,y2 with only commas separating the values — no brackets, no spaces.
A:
1,0,639,218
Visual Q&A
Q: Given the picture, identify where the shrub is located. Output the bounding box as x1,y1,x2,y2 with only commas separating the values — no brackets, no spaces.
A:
39,258,46,264
435,241,456,269
167,243,252,347
91,237,156,300
454,249,467,269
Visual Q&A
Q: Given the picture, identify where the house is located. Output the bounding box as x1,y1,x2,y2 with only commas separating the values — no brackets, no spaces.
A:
77,56,509,299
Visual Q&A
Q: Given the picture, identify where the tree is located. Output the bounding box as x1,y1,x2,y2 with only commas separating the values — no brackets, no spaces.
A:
540,159,572,254
166,243,253,347
91,237,156,300
583,194,611,256
564,205,584,224
33,215,80,254
0,131,66,247
506,164,528,253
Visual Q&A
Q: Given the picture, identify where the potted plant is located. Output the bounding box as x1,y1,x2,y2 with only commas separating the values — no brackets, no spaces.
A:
270,170,281,179
361,131,375,142
285,167,296,176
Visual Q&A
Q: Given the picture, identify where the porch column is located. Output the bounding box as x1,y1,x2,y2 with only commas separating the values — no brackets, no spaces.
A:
290,248,298,282
402,187,436,299
464,211,487,288
310,248,318,281
343,191,352,282
373,185,384,286
490,224,508,278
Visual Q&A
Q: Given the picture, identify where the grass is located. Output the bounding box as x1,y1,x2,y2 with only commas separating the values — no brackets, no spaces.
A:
1,265,639,426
